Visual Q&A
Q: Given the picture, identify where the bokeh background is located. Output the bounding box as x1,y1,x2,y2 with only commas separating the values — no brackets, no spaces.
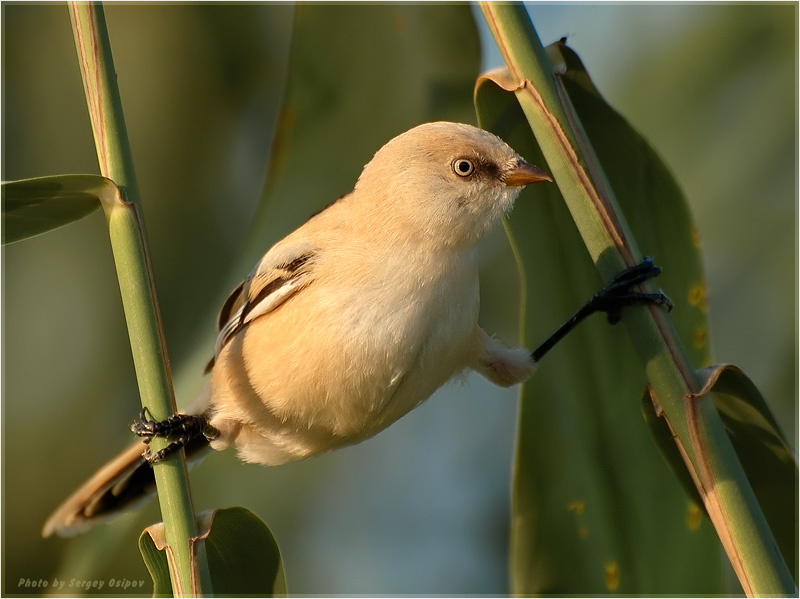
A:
2,3,796,595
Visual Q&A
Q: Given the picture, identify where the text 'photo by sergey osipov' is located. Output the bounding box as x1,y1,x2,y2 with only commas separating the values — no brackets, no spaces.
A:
3,3,796,597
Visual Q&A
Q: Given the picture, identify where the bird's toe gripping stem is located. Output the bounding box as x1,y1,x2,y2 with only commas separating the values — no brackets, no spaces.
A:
131,408,218,464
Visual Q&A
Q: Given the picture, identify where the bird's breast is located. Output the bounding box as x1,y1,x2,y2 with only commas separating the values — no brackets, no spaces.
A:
328,249,480,425
214,246,480,462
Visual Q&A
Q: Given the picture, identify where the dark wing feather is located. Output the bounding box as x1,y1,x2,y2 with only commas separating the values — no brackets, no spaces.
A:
204,247,316,373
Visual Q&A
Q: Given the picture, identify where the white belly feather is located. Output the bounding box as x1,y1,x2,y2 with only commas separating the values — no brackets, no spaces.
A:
207,247,480,465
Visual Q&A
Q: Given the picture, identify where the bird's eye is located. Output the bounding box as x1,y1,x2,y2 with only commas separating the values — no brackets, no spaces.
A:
452,158,475,177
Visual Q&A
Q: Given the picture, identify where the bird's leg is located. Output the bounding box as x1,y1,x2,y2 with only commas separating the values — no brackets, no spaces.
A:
131,408,219,464
531,257,673,363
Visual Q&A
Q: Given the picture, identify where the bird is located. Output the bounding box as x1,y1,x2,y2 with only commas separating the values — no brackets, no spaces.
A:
42,121,552,537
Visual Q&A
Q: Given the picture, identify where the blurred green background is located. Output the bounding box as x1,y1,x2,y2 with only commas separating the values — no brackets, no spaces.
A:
2,3,796,595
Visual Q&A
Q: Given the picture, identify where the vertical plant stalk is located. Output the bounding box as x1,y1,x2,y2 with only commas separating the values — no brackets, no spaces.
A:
68,3,212,596
479,2,795,596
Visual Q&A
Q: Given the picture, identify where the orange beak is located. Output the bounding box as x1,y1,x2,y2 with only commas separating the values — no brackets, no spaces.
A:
503,159,552,187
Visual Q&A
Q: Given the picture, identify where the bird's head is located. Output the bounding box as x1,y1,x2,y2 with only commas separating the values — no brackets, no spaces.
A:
354,122,551,248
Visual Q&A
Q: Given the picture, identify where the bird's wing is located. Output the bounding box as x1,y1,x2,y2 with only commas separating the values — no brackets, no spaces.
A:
204,240,317,373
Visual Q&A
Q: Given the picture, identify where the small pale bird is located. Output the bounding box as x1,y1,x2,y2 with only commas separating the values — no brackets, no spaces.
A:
44,121,672,537
43,122,552,537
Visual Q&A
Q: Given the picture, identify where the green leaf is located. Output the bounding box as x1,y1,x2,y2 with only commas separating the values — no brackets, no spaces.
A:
547,43,711,370
641,387,706,514
554,42,797,588
200,507,286,597
2,174,112,245
696,364,798,581
479,6,793,594
139,507,286,597
643,361,798,585
138,528,173,598
476,41,722,595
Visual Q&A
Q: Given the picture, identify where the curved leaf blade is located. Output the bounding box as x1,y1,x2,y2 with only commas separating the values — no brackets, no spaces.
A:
696,364,798,581
139,507,286,597
138,527,173,598
476,41,722,594
199,507,286,597
641,386,706,515
644,362,798,585
1,174,114,244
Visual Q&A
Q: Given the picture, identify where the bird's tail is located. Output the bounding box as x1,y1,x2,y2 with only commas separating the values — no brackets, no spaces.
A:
42,434,210,538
